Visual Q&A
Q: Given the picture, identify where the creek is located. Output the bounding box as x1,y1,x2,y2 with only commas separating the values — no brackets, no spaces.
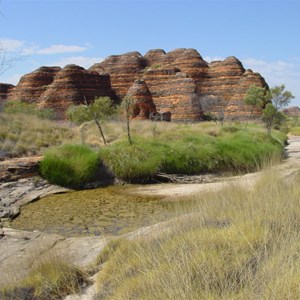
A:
11,185,177,237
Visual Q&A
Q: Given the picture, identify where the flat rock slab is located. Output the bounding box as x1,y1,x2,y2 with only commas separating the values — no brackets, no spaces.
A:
0,177,69,219
0,227,107,288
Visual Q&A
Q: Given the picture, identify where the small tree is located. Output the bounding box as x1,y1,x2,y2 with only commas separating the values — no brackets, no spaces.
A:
120,97,134,145
66,97,116,145
243,85,266,127
271,84,294,110
262,103,285,136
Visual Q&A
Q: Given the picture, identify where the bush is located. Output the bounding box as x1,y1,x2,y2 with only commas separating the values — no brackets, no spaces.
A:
100,138,163,182
100,127,285,182
40,144,100,188
214,131,283,173
3,99,57,120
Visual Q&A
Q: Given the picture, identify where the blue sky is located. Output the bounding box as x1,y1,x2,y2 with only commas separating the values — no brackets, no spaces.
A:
1,0,300,105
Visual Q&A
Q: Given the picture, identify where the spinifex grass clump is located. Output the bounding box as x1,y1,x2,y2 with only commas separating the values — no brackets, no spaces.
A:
94,172,300,299
0,113,76,158
99,138,165,182
214,130,284,172
1,258,88,300
100,125,286,182
40,144,100,188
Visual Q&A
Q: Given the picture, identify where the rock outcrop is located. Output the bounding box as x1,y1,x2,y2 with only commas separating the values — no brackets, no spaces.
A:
283,106,300,117
142,67,201,121
125,79,156,119
0,48,269,121
8,66,61,103
38,65,112,114
0,83,14,104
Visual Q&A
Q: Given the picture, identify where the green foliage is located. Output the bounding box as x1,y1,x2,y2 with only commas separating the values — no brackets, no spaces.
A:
262,103,286,136
66,97,116,145
3,99,57,119
289,126,300,136
100,126,285,182
100,138,163,182
66,97,116,124
40,144,100,188
271,84,294,110
3,99,36,114
243,84,266,108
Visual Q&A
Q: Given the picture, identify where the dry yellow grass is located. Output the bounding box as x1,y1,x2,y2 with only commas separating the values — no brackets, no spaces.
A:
0,113,77,157
94,170,300,299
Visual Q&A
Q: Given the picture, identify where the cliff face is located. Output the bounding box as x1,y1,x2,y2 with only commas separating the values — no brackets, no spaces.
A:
0,48,269,121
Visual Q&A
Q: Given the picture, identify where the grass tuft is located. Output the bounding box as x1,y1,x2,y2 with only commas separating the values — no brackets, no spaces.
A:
94,171,300,299
40,144,100,188
1,258,88,300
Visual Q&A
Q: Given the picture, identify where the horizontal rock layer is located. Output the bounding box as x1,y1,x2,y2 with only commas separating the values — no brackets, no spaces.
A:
283,106,300,117
0,48,269,121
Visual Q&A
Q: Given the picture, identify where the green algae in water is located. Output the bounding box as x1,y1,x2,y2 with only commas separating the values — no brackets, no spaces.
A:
12,186,176,237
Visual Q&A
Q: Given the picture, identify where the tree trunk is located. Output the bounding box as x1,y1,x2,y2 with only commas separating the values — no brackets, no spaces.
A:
126,116,132,145
95,119,107,145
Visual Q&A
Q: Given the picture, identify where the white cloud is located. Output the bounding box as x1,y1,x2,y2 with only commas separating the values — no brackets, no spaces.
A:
1,73,22,85
242,57,300,105
203,56,225,63
1,38,90,55
35,44,88,55
0,38,24,52
22,44,88,55
52,56,103,68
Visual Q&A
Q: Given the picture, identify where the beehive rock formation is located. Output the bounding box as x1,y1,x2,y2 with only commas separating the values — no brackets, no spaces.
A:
282,106,300,117
125,79,156,119
38,65,112,112
8,66,61,103
0,48,269,121
0,83,14,105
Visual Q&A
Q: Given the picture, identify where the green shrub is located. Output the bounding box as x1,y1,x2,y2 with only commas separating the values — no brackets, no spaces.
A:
3,99,57,120
99,127,285,181
100,138,164,182
40,144,100,188
214,131,283,173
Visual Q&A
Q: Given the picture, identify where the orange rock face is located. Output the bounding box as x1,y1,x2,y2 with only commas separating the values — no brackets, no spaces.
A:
38,65,112,113
125,79,156,119
282,106,300,117
8,66,61,103
0,48,269,121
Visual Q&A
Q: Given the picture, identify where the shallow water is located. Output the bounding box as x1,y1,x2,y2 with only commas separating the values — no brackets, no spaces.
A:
11,186,176,237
